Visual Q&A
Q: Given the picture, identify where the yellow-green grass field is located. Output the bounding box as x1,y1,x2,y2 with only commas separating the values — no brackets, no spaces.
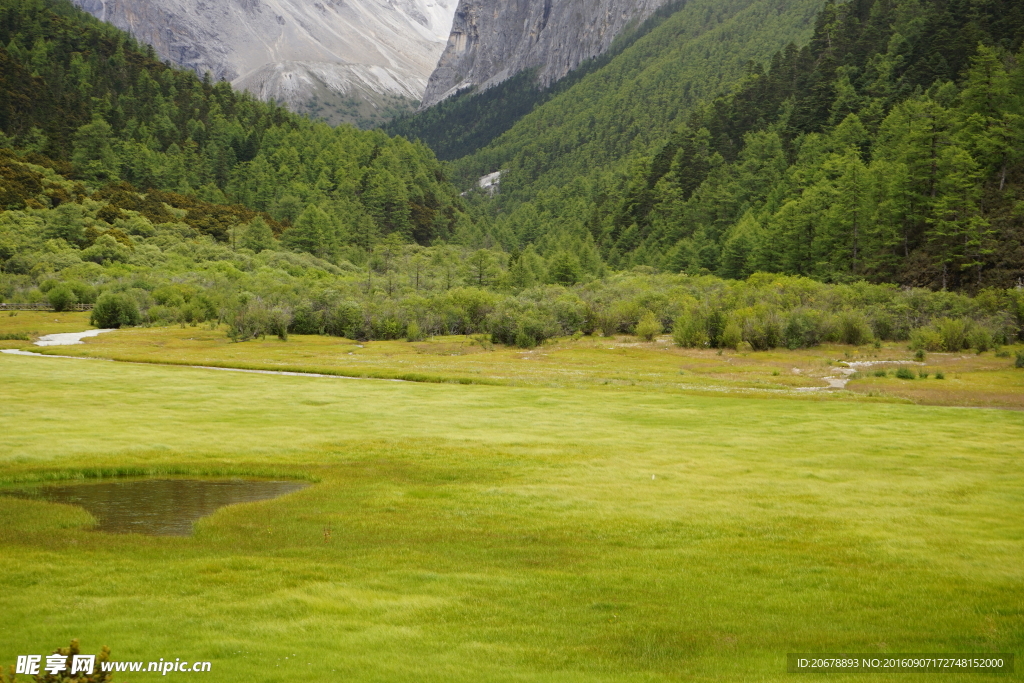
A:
6,312,1024,409
1,320,1023,681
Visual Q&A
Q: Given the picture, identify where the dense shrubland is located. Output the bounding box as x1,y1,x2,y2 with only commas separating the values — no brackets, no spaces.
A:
2,171,1022,350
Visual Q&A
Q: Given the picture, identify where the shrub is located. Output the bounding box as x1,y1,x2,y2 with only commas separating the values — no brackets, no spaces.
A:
895,367,915,380
328,302,363,339
935,371,945,379
909,326,943,352
783,309,822,349
918,370,929,379
30,639,114,683
90,292,140,328
226,297,291,341
67,280,97,304
838,311,874,346
81,234,131,265
406,321,425,342
970,327,993,353
936,317,972,352
1016,351,1024,369
47,284,78,312
739,307,782,350
635,310,663,341
672,312,707,347
720,321,742,349
490,307,558,348
873,369,887,377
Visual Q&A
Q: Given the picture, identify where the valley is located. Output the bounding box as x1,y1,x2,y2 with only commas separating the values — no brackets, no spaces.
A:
2,331,1022,681
2,0,1024,679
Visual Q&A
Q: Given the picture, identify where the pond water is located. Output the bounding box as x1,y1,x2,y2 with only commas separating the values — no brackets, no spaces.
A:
2,479,308,536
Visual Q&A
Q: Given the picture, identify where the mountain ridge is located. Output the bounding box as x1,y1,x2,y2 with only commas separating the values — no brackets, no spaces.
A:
420,0,673,109
70,0,459,126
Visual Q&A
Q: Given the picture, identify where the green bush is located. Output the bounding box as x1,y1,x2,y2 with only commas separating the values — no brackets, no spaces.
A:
227,298,291,342
970,327,993,353
783,309,824,349
743,310,783,351
635,310,663,341
672,312,707,347
873,369,887,377
81,234,131,265
47,284,78,312
909,326,943,352
838,311,874,346
90,292,141,328
895,367,915,380
1015,351,1024,369
935,371,945,379
406,321,425,342
936,317,972,352
720,321,742,349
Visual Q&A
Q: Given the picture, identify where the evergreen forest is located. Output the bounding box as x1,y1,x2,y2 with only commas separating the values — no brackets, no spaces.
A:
2,0,1024,350
444,0,1024,292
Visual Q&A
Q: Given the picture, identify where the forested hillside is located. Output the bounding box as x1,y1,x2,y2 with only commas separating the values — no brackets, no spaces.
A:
0,0,468,253
443,0,1024,292
2,0,1024,352
383,0,689,161
449,0,824,192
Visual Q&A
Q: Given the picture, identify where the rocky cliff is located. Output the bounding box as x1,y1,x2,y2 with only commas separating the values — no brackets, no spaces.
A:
72,0,458,125
419,0,673,109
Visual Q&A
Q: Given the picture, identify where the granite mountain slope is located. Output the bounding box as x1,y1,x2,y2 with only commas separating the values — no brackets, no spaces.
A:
420,0,673,109
72,0,459,126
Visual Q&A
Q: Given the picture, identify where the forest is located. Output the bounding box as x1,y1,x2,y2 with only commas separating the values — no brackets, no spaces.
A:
449,0,1024,291
1,145,1022,352
0,0,469,250
2,0,1024,349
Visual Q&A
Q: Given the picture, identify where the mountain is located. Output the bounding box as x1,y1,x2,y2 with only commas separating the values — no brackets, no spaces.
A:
70,0,459,127
419,0,672,110
0,0,468,248
445,0,824,193
439,0,1024,290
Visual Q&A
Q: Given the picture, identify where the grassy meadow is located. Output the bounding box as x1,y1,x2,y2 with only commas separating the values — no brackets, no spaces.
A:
1,316,1023,681
6,311,1024,409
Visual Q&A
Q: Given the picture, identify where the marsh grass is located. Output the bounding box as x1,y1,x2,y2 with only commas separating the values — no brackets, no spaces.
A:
8,315,1023,407
1,354,1023,681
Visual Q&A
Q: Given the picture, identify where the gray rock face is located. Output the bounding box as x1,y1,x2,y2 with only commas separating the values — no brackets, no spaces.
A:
420,0,672,109
71,0,459,120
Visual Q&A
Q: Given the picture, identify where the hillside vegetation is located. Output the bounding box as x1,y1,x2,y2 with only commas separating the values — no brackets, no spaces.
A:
2,149,1023,354
437,0,1024,291
0,0,468,251
3,0,1024,353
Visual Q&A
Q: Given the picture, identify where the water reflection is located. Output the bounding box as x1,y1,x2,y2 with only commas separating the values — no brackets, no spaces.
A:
2,479,308,536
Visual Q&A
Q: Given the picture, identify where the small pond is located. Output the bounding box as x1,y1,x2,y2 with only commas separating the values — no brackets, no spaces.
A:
2,479,308,536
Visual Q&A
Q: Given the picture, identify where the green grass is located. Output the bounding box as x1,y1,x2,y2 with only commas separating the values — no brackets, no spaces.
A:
13,317,1024,408
1,352,1022,681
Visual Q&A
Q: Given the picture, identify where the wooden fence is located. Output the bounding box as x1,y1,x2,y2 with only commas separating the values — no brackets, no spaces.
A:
0,303,94,311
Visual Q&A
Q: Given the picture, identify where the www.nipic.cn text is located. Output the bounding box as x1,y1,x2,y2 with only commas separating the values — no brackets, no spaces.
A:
16,655,212,676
